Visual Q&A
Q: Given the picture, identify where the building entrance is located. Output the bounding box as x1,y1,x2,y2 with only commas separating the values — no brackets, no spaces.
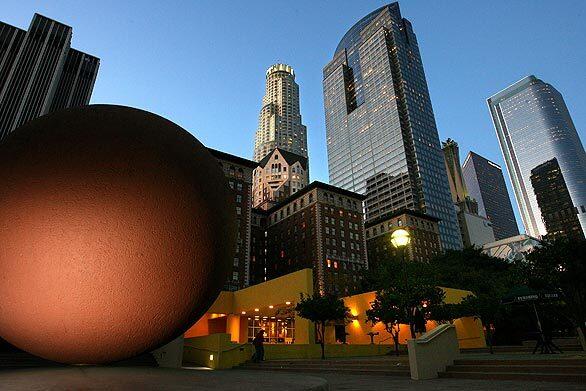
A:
247,317,295,344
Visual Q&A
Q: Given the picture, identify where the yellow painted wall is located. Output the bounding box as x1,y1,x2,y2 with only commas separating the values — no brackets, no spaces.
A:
184,269,315,344
341,289,485,349
184,268,485,356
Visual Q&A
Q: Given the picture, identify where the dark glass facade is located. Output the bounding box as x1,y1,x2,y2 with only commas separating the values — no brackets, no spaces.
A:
0,14,99,141
323,3,462,250
530,158,584,241
488,76,586,238
462,151,519,241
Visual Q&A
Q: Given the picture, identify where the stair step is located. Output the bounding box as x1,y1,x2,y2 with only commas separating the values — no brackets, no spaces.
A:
454,359,586,366
242,363,409,370
462,346,583,353
245,361,407,366
446,364,586,374
439,371,586,383
248,357,409,365
238,366,410,376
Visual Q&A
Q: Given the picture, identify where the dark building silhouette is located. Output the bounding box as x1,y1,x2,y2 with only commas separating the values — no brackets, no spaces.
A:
0,14,99,141
463,152,519,240
208,148,258,291
530,158,584,241
249,208,268,286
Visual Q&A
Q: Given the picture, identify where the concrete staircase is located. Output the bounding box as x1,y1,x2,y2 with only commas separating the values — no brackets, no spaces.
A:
462,337,584,354
239,357,411,376
439,358,586,383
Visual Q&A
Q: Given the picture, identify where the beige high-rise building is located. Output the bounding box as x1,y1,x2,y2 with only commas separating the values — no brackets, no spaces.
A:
442,138,495,247
252,148,308,210
442,138,468,205
253,64,308,162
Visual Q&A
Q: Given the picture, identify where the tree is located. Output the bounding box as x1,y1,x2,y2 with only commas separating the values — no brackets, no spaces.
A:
520,239,586,343
458,294,504,353
366,290,406,356
365,284,443,356
429,247,522,350
429,247,517,297
429,302,468,325
295,293,350,359
364,254,446,355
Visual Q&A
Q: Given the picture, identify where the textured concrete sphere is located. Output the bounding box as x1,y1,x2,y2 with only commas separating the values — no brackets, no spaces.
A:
0,105,235,364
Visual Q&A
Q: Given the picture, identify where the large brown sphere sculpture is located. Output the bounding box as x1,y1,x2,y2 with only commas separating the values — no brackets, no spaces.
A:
0,105,235,364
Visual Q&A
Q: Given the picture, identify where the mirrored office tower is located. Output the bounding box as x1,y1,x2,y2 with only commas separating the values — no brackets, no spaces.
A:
488,76,586,238
323,3,462,250
0,14,99,141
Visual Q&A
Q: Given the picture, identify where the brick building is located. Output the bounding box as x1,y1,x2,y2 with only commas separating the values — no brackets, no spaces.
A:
249,208,268,286
253,181,367,295
208,148,257,291
366,209,442,269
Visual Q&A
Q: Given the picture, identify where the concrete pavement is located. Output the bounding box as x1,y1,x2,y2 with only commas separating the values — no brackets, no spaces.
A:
0,367,328,390
243,370,585,391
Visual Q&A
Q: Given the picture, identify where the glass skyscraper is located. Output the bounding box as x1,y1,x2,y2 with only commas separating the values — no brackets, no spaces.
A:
488,76,586,238
0,14,99,141
462,151,519,241
322,3,462,250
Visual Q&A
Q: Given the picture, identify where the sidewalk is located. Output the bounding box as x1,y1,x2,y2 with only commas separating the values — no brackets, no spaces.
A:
0,367,327,391
247,370,585,391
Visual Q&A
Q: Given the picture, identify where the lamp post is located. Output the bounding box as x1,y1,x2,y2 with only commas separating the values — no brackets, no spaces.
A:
390,228,412,339
390,229,411,289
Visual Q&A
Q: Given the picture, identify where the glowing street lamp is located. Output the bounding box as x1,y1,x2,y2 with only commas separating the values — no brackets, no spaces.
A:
391,228,411,295
390,229,410,248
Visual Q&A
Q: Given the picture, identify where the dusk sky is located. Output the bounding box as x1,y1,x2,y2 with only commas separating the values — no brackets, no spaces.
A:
2,0,585,233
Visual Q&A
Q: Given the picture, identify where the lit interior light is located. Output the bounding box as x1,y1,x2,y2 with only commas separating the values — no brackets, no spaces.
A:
254,308,259,312
209,354,214,361
285,301,291,305
269,305,274,309
241,311,246,315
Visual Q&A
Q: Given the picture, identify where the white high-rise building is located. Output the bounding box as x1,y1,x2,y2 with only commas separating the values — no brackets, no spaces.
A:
253,64,308,162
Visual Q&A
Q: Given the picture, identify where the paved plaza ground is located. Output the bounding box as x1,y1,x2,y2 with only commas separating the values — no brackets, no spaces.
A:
0,366,583,390
0,367,327,391
262,370,584,391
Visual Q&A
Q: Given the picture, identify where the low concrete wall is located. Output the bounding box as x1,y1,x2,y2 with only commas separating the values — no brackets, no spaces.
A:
151,335,185,368
183,334,251,369
407,324,460,380
184,334,396,369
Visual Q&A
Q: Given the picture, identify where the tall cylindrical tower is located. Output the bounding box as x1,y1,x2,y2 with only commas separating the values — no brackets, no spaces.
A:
253,64,308,162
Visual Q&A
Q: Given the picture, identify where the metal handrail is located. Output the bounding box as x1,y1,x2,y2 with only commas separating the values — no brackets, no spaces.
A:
412,324,454,344
184,342,249,354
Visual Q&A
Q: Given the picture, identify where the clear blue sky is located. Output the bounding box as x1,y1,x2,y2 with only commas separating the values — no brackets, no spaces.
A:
2,0,585,233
